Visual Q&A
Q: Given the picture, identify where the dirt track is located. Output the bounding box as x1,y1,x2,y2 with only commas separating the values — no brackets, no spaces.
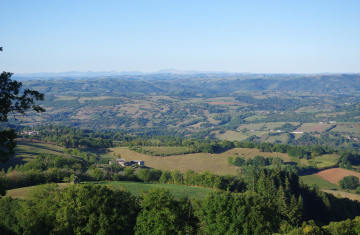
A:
316,168,360,185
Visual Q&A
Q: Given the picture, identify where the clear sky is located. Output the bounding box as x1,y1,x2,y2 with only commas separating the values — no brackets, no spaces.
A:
1,0,359,74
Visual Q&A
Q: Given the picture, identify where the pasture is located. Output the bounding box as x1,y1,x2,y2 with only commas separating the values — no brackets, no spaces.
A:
140,146,189,155
315,154,338,168
322,189,360,202
0,140,70,171
216,131,249,141
5,182,215,200
299,175,339,189
5,183,68,200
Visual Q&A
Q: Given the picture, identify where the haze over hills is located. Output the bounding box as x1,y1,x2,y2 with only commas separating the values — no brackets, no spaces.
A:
12,69,229,78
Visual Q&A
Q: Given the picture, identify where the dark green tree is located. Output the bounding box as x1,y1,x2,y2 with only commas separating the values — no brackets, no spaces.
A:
339,175,360,190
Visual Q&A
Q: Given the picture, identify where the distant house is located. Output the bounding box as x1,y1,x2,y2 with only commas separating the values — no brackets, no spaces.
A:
21,130,39,135
131,160,145,166
109,158,127,166
292,131,304,134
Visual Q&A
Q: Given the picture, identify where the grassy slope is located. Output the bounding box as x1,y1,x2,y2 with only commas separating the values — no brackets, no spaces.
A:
0,140,70,171
141,146,189,155
300,175,339,189
5,183,68,200
98,181,215,199
5,182,215,200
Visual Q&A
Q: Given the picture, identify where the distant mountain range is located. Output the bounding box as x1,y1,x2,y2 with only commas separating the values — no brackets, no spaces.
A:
12,69,233,79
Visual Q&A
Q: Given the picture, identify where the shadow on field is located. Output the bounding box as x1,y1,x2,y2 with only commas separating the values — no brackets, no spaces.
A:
0,156,32,171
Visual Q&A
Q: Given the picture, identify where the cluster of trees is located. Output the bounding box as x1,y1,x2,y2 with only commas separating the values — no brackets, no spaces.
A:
338,151,360,169
63,148,98,162
228,155,284,168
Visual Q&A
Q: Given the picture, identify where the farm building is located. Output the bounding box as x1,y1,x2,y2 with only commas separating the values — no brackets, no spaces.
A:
131,160,145,166
109,158,127,166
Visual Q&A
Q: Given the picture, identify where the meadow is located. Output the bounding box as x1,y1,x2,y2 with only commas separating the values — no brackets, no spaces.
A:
5,181,215,200
97,181,216,199
299,175,339,189
0,140,72,171
140,146,189,155
315,154,338,168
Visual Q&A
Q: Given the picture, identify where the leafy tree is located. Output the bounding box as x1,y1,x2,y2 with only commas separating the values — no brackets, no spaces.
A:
55,184,139,235
137,169,151,182
124,166,135,181
135,188,196,234
159,170,172,183
0,47,45,181
90,168,102,183
339,175,360,190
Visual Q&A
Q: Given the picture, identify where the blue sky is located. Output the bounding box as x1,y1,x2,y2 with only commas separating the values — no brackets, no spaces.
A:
1,0,359,73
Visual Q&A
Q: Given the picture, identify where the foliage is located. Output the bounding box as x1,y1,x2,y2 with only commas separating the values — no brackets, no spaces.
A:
339,175,360,190
135,188,197,234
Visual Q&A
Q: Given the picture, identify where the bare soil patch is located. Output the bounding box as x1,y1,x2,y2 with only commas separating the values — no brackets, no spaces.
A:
316,168,360,185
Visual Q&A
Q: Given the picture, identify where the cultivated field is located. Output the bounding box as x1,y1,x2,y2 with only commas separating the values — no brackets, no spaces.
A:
316,168,360,185
333,124,360,134
294,123,332,133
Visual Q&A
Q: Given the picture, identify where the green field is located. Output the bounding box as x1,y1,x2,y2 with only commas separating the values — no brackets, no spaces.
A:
0,140,71,171
244,115,267,121
315,154,338,168
98,181,216,199
264,133,289,144
300,174,339,189
216,131,249,141
5,182,215,200
141,146,189,155
5,183,68,200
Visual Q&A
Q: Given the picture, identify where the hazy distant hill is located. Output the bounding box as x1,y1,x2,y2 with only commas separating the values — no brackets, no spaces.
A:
22,73,360,95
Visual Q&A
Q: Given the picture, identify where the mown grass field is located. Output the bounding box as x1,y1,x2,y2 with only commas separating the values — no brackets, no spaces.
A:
5,183,68,200
299,175,339,189
315,154,338,168
5,182,215,200
141,146,189,155
108,147,301,175
98,181,216,199
322,189,360,202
